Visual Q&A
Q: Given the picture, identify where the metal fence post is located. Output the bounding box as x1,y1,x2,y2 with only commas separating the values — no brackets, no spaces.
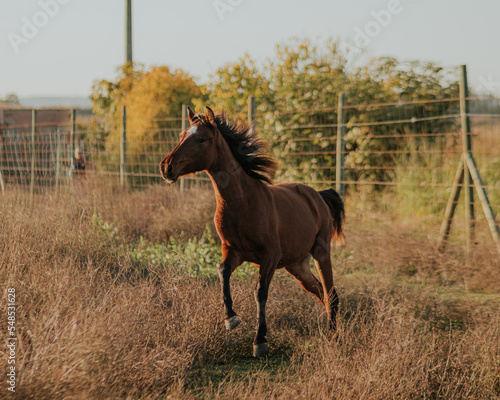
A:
248,96,256,133
0,166,4,193
0,127,4,193
179,104,187,192
120,105,127,187
55,129,61,193
70,109,76,153
460,65,474,255
30,109,37,201
336,92,346,198
0,116,4,193
70,109,76,183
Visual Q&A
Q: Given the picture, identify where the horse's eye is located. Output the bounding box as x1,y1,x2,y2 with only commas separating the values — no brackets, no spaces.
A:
197,137,206,143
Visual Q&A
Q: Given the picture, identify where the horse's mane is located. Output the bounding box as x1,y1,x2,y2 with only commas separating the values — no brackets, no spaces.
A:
193,112,278,184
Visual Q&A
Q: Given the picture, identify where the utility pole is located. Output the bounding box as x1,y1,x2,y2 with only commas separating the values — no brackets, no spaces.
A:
121,0,132,189
125,0,133,63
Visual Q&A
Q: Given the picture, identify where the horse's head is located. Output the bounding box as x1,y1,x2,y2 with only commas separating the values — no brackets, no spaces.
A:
160,106,218,183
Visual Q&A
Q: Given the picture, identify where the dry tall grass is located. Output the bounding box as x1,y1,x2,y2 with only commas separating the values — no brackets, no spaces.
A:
1,187,499,399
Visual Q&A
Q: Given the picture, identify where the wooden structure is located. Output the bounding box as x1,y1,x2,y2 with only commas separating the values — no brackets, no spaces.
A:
437,65,500,255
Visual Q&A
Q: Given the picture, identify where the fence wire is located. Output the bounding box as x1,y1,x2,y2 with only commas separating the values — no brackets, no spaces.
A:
1,96,499,249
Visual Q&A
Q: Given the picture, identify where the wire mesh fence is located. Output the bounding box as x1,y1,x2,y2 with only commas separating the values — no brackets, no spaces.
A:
257,106,338,187
0,111,74,194
469,98,500,211
1,94,499,252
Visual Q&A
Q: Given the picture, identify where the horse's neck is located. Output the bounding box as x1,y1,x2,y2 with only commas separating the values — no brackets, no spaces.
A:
207,140,261,211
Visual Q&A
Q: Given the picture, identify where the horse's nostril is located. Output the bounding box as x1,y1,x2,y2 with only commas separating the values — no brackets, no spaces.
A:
167,164,173,175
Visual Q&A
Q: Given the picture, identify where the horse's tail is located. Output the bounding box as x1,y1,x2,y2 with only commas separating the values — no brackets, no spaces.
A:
319,189,345,245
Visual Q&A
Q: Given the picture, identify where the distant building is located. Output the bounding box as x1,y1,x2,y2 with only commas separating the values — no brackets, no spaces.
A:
0,107,72,128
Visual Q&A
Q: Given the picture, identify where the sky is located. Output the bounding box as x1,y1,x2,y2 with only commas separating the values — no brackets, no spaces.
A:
1,0,500,98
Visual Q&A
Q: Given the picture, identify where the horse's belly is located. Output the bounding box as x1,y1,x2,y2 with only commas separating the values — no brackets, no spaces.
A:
278,215,318,261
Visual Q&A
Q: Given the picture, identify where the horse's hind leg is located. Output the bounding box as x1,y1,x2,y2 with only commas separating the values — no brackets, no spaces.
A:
285,255,325,306
311,236,339,329
219,248,243,331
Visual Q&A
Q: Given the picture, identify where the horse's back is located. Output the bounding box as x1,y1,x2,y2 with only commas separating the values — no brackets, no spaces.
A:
271,183,328,214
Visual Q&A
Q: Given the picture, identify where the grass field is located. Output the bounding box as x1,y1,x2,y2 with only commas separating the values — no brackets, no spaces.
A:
1,186,499,399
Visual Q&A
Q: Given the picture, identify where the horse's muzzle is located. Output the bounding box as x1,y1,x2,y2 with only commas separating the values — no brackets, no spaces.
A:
160,161,178,183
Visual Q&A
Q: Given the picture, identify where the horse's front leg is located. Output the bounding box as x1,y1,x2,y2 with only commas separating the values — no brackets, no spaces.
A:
253,254,280,357
219,248,243,331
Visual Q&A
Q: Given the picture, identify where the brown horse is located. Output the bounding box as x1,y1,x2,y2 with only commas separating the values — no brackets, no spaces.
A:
160,107,344,357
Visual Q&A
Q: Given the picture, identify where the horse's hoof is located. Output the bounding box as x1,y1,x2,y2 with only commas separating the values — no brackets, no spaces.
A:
224,316,241,331
253,343,269,357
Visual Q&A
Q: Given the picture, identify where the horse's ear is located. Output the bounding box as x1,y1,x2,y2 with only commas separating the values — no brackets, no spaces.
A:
187,106,196,124
205,106,216,126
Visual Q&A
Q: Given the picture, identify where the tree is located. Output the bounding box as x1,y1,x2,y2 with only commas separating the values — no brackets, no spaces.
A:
90,64,201,185
89,38,461,190
90,62,142,132
262,38,349,182
3,93,19,104
344,57,460,185
201,38,351,182
201,38,460,185
125,66,201,147
197,53,270,120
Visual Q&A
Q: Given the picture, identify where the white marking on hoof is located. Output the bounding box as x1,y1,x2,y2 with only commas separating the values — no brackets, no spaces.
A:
224,316,241,331
253,343,269,357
